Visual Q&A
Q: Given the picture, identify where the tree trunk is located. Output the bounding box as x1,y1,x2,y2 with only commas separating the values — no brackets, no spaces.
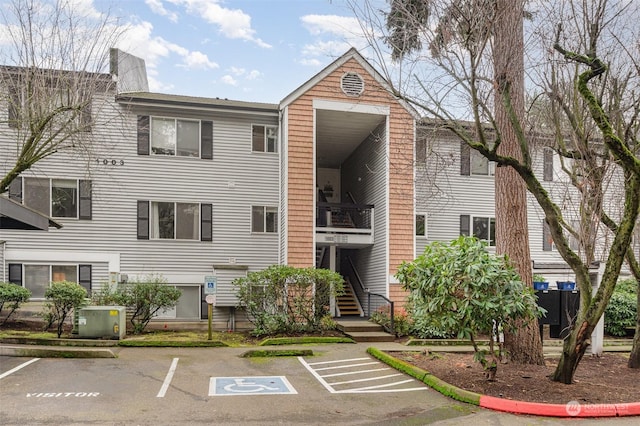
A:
493,0,545,365
553,320,592,383
629,282,640,368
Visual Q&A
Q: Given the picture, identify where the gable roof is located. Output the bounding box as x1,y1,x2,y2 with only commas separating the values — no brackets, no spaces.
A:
0,197,62,231
279,48,419,120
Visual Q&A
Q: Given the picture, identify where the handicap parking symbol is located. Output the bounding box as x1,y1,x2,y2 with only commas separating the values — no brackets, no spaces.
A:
209,376,297,396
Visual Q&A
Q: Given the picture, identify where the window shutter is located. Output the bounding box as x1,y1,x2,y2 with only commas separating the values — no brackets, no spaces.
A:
7,85,20,128
137,115,150,155
80,95,92,132
460,215,470,236
460,142,470,175
79,180,92,220
8,264,22,285
201,204,212,241
137,200,150,240
201,121,213,159
543,148,553,181
8,178,22,202
543,220,553,251
79,264,92,293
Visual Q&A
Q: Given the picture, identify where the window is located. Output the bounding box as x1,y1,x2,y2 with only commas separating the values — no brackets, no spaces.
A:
14,177,91,219
460,215,495,246
543,148,554,181
252,206,278,233
151,202,199,240
151,117,200,157
416,137,427,166
416,214,426,237
7,79,91,131
460,142,495,176
137,201,212,241
8,263,92,299
252,125,278,153
138,116,213,159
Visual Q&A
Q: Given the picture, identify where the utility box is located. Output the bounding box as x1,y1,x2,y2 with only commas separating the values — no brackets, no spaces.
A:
78,306,126,340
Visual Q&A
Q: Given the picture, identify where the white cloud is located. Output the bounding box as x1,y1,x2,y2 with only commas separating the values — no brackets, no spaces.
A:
301,15,360,38
146,0,179,23
228,66,262,81
180,51,218,70
221,75,238,86
298,14,370,65
170,0,272,48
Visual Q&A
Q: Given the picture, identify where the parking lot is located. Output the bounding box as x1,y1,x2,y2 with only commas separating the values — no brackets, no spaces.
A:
0,344,472,425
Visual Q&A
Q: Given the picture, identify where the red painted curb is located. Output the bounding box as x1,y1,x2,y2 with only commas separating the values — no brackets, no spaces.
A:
480,395,640,417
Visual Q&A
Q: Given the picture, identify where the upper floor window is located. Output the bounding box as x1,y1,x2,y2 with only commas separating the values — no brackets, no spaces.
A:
460,142,495,176
137,116,213,159
252,125,278,153
8,176,92,219
460,214,496,246
151,117,199,157
252,206,278,233
136,201,212,241
416,214,426,237
151,201,199,240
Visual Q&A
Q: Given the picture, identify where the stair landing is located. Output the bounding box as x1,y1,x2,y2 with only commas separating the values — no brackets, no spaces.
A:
336,318,395,342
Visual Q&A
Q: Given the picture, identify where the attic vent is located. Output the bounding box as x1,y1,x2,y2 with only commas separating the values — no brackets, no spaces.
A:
341,72,364,97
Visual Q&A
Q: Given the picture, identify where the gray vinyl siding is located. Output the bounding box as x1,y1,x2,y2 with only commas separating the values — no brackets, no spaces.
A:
0,91,280,312
415,130,495,253
211,267,248,307
341,122,387,295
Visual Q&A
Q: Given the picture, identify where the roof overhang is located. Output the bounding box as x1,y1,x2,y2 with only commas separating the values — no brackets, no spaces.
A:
0,197,62,231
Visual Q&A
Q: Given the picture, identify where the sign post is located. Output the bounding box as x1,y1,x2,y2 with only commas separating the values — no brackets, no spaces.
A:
204,276,217,341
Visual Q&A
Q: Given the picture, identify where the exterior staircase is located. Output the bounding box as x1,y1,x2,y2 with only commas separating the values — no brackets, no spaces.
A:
336,279,362,316
336,318,396,342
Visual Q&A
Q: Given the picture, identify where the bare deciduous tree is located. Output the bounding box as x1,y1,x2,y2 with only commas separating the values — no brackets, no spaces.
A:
0,0,125,194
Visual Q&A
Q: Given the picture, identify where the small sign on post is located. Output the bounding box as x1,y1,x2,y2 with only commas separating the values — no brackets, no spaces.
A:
205,276,217,295
204,276,217,340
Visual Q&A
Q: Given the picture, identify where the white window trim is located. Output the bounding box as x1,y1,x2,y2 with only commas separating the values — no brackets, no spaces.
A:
23,177,80,219
22,263,80,300
471,215,496,247
150,201,201,241
150,116,202,158
251,205,278,234
416,213,427,238
251,124,278,153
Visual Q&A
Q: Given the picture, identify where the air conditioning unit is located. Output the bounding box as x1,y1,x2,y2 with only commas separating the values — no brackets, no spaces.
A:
78,306,126,340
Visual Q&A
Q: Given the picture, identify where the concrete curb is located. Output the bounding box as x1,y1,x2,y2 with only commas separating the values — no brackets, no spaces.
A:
368,347,640,418
0,345,116,358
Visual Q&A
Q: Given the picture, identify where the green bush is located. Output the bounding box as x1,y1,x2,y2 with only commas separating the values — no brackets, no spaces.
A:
0,282,31,324
234,265,344,336
396,236,543,379
115,275,182,334
604,278,638,337
43,281,88,337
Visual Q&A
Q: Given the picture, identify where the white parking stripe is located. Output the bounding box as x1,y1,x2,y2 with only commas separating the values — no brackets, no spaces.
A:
299,356,427,394
0,358,40,380
329,373,402,386
156,358,179,398
321,368,390,378
313,361,378,371
305,357,369,366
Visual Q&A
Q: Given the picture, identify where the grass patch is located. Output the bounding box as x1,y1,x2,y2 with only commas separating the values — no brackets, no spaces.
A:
118,340,227,347
259,336,355,346
242,349,314,357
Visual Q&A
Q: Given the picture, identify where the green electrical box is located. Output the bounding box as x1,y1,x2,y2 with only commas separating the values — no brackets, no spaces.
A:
78,306,126,340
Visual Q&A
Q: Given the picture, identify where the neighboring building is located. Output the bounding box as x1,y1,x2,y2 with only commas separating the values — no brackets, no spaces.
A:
1,48,630,329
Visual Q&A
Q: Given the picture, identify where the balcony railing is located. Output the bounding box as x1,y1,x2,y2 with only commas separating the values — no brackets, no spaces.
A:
316,202,374,233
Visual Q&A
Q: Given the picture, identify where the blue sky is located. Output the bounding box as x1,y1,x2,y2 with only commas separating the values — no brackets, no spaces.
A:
108,0,374,103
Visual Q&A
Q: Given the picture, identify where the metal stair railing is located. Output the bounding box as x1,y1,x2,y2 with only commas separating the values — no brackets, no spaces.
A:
345,256,395,334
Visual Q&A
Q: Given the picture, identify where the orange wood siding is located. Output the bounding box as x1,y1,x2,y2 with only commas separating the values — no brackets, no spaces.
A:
286,58,414,272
